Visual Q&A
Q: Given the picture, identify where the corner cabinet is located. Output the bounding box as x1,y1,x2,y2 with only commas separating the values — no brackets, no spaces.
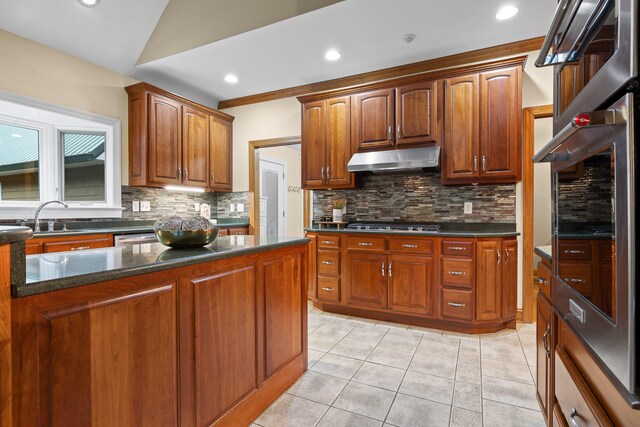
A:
126,82,234,192
441,66,522,184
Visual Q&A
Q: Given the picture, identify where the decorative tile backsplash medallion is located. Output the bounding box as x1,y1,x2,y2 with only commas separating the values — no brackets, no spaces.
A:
313,172,516,223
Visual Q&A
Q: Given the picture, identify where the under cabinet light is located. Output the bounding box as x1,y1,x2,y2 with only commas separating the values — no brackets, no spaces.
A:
78,0,100,7
165,185,206,193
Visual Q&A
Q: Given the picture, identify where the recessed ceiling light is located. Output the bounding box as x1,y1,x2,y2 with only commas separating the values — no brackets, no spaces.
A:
224,74,239,84
325,49,341,61
11,133,23,138
496,5,518,20
78,0,100,7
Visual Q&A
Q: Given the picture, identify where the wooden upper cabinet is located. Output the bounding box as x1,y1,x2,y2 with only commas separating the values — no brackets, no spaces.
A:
182,106,209,188
209,115,233,192
326,96,352,187
442,74,479,183
395,81,439,146
301,101,326,189
126,82,234,190
352,89,394,151
479,68,521,181
149,94,182,185
475,240,502,322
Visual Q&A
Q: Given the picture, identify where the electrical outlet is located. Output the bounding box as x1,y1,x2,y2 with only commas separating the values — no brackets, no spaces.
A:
194,202,200,212
140,201,151,212
132,201,140,212
229,203,235,212
237,203,244,213
464,202,473,214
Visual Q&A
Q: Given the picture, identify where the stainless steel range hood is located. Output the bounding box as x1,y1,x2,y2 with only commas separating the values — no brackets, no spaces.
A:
347,146,440,173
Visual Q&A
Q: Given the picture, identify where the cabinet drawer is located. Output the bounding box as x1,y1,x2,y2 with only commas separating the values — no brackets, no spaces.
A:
318,235,341,249
346,236,386,251
537,259,552,300
218,228,229,236
43,236,112,253
318,250,340,276
441,258,474,288
558,262,593,297
318,276,340,302
441,239,473,257
441,289,473,321
388,238,433,254
555,350,612,427
558,241,592,260
227,226,249,235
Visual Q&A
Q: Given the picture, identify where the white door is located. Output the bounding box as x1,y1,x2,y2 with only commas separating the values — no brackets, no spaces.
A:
259,157,286,237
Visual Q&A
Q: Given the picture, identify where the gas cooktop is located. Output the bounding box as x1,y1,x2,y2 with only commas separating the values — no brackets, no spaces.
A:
346,222,441,232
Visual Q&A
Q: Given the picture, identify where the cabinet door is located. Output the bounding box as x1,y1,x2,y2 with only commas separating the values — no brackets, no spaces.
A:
501,239,518,320
301,101,326,189
475,240,501,321
345,252,387,309
442,75,479,183
148,94,182,185
479,68,520,181
536,293,553,424
395,81,438,146
352,89,394,151
182,106,209,188
388,254,435,317
209,115,233,192
325,96,354,187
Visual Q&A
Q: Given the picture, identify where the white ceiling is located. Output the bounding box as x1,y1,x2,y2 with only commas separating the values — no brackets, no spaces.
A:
0,0,557,108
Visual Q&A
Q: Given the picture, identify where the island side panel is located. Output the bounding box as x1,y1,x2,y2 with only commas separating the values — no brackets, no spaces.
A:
1,244,12,427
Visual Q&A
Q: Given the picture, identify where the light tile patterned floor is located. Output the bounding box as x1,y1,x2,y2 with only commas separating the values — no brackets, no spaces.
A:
253,303,544,427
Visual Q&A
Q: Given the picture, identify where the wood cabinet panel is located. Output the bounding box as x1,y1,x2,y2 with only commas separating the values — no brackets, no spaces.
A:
537,258,552,301
501,239,517,320
346,236,386,252
345,252,387,309
352,89,394,151
301,101,326,188
318,249,340,276
128,92,147,185
149,94,182,185
388,237,433,254
388,254,435,317
479,68,520,180
25,241,42,255
442,288,473,321
441,257,474,288
263,253,303,378
227,226,250,236
442,74,479,182
441,239,474,257
317,276,340,302
182,106,209,188
192,265,257,426
317,235,341,249
395,81,438,146
326,97,353,187
209,115,233,192
475,240,501,321
536,293,553,424
43,236,112,253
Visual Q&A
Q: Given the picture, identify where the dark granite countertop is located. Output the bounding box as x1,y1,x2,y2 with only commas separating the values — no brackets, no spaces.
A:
0,226,32,244
305,223,519,238
17,235,307,297
535,245,552,263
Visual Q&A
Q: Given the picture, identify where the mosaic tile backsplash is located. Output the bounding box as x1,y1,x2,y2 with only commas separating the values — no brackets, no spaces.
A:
121,186,217,220
313,172,516,223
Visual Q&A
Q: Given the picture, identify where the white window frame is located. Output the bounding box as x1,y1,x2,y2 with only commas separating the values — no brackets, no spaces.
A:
0,91,122,219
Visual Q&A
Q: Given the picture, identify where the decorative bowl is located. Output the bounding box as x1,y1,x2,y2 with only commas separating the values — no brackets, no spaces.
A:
155,228,218,249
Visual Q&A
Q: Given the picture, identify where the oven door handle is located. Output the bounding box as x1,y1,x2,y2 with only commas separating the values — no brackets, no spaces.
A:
533,108,623,163
535,0,573,67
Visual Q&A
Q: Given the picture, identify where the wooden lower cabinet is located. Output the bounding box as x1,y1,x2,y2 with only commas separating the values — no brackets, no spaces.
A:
475,239,517,323
536,292,554,425
388,254,435,316
345,251,387,309
26,233,114,255
11,244,308,427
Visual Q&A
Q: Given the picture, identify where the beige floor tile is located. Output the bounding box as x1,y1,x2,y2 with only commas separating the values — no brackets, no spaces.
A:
483,399,545,427
375,320,409,331
399,370,454,405
385,393,451,427
352,361,406,391
416,339,459,359
408,354,457,379
333,382,396,421
254,393,328,427
311,353,364,380
407,325,444,337
421,333,461,346
482,376,539,410
442,330,480,342
308,349,325,368
329,327,387,360
455,360,481,385
309,322,355,352
376,332,421,352
482,358,534,384
523,346,537,367
453,381,482,412
317,407,383,427
458,345,481,363
449,407,482,427
480,341,527,364
366,347,415,369
286,371,348,405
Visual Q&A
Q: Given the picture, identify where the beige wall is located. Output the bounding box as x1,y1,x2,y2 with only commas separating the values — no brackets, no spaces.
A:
0,29,137,184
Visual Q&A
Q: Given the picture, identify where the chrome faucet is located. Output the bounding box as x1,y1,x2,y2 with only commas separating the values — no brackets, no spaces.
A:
34,201,68,232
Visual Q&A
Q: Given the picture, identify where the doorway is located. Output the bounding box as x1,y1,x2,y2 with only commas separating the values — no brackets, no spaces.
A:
259,156,286,237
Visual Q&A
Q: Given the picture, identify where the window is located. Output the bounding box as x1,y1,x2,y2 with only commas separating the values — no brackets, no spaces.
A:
0,93,122,219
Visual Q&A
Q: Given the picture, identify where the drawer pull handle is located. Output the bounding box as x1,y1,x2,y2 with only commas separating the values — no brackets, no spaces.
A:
565,278,586,283
402,244,418,248
321,241,334,245
570,408,580,427
381,262,385,276
496,249,501,264
449,246,466,251
537,277,548,285
564,249,585,254
447,302,466,308
542,325,550,358
448,271,466,276
71,246,90,251
358,242,373,246
321,287,335,292
322,261,335,265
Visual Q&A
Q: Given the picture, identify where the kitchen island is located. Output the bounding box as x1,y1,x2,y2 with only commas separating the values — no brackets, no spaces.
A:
0,227,309,427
